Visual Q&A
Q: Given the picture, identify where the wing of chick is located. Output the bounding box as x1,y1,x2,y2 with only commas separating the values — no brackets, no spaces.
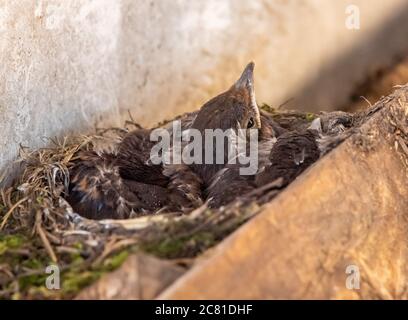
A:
255,130,320,187
67,149,170,220
67,127,203,219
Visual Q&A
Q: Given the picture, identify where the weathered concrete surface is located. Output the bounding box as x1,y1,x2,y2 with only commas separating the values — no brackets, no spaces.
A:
0,0,123,184
2,0,408,184
76,254,185,300
157,88,408,299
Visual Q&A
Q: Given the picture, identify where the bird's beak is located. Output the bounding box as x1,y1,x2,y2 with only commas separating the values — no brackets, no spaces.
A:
234,62,255,90
233,62,261,128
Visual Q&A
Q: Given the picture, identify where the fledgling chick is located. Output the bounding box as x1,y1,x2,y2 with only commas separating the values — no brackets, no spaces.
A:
66,62,277,220
68,62,320,217
254,129,320,187
202,63,345,208
207,111,356,208
189,62,280,184
184,62,284,207
67,128,203,220
206,128,320,208
309,111,355,155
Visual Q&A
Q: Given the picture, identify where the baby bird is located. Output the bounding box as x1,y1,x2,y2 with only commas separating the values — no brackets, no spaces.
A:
189,62,278,183
206,112,354,208
205,129,321,208
67,62,344,219
165,62,287,208
201,64,346,208
67,127,203,220
66,62,270,219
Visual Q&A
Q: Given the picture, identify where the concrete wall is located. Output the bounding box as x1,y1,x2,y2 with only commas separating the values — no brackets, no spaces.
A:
1,0,408,183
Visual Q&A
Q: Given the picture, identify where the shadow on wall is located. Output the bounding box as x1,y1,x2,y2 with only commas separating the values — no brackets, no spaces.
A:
286,3,408,112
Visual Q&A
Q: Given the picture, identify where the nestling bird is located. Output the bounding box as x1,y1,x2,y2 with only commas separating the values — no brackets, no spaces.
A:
205,129,321,208
189,62,278,183
64,64,253,219
191,63,322,208
66,62,349,219
66,128,203,220
66,62,280,219
200,64,355,208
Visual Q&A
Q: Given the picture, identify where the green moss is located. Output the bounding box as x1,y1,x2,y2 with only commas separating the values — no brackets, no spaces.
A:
72,242,83,250
187,232,216,248
62,270,102,295
16,257,52,291
0,234,25,255
0,243,9,256
4,242,132,299
25,286,56,299
19,273,48,291
21,258,44,269
67,250,84,265
260,103,276,113
305,112,316,121
58,250,130,297
102,250,129,271
142,231,216,259
143,238,183,258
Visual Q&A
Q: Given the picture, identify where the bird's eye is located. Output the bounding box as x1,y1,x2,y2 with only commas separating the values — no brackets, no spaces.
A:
247,117,255,128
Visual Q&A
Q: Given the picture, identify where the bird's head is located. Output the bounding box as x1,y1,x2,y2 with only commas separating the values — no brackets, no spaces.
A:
191,62,261,133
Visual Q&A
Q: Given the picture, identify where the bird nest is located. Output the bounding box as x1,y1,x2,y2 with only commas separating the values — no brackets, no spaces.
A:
0,105,309,299
2,102,384,299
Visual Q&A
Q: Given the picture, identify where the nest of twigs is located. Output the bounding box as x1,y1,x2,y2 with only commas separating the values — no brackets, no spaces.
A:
8,94,387,300
4,97,391,299
2,108,302,299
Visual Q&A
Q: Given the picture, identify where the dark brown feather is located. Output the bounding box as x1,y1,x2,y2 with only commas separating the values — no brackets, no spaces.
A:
255,130,320,187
